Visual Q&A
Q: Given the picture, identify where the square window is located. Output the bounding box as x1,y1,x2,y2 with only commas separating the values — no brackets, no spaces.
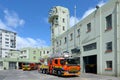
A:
105,61,112,71
105,42,112,53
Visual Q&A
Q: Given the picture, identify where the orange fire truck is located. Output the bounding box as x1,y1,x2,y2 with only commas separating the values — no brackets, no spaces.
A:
38,54,81,76
22,63,37,71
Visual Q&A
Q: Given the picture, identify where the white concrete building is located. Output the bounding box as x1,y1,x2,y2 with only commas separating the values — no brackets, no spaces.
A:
0,29,16,70
49,0,120,77
0,29,16,58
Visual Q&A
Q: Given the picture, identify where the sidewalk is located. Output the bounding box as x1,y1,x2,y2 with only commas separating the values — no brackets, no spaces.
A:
80,73,120,80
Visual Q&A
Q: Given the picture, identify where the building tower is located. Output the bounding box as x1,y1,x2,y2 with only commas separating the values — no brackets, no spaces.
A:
48,6,70,54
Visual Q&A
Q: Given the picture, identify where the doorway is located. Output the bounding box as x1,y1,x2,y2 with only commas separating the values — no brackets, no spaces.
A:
83,55,97,74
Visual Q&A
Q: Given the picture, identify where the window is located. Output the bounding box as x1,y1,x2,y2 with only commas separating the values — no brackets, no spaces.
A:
83,43,97,51
55,17,58,25
44,51,45,54
40,51,41,56
64,37,67,43
105,14,112,31
56,17,58,20
63,18,65,23
70,33,73,41
0,62,3,66
5,42,9,44
5,45,9,47
87,23,91,33
33,51,36,54
5,38,9,41
56,41,59,47
106,42,112,53
60,59,65,65
47,51,49,54
63,26,65,31
55,59,58,64
5,35,9,37
105,61,112,70
77,29,80,37
33,56,36,60
5,56,8,58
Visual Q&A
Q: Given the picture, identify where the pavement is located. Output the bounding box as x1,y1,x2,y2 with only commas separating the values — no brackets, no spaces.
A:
0,70,120,80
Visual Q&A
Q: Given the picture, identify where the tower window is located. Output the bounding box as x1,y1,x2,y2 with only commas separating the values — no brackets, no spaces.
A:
56,17,58,20
60,40,61,45
56,41,59,47
63,26,65,31
64,37,67,44
63,18,65,23
70,33,73,41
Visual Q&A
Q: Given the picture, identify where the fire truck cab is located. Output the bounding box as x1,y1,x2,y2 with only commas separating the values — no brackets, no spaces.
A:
48,57,80,76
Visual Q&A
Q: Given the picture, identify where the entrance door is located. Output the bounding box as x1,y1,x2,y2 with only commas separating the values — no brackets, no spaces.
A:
83,55,97,74
18,62,23,69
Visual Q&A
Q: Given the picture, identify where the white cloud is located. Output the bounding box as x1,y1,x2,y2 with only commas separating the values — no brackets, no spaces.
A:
0,19,7,29
16,36,47,49
4,9,25,28
0,9,47,49
70,16,79,27
81,1,106,20
81,8,96,20
98,1,106,7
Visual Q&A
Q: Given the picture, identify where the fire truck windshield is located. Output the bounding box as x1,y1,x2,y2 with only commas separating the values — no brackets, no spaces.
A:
66,58,79,65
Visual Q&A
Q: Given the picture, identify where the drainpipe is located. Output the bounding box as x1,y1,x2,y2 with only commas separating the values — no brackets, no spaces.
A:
99,5,103,75
114,0,120,77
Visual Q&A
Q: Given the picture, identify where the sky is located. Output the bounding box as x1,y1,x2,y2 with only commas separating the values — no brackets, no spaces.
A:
0,0,108,49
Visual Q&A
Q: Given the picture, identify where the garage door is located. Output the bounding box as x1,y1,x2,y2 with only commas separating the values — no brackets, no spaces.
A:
9,62,16,69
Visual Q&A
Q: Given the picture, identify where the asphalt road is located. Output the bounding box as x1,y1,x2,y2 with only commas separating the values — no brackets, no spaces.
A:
0,70,120,80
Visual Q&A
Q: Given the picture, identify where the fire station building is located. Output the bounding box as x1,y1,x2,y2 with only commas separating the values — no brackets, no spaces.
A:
49,0,120,77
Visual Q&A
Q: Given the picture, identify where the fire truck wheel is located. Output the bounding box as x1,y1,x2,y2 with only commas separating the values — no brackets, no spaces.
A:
42,69,46,74
57,70,61,76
